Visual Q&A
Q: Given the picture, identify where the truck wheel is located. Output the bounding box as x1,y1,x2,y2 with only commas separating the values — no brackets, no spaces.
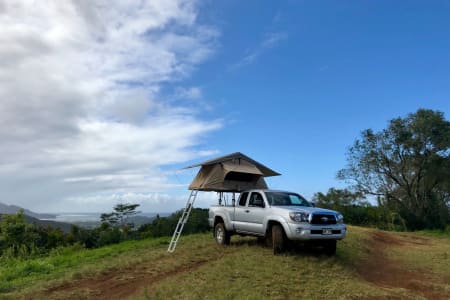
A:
214,223,230,245
272,224,285,255
323,240,337,256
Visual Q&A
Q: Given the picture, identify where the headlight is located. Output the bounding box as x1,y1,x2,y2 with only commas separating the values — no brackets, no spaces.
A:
289,212,310,222
336,213,344,224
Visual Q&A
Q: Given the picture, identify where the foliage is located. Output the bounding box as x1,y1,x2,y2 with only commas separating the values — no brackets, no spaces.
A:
100,203,140,234
0,210,39,257
0,211,73,258
313,188,369,208
0,203,208,261
138,208,209,238
313,188,407,231
338,109,450,230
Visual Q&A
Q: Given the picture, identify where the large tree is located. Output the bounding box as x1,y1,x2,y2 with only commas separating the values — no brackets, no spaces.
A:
101,203,140,233
338,109,450,229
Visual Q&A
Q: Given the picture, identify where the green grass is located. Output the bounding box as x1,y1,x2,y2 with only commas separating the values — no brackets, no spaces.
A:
0,238,171,297
1,226,449,299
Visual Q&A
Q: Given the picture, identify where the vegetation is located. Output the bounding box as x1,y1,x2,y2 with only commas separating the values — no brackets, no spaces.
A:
0,226,448,299
0,206,209,259
313,188,409,231
101,203,141,233
138,208,209,238
0,210,70,258
338,109,450,230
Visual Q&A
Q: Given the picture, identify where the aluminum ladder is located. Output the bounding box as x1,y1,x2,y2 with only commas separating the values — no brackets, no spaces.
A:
167,190,198,253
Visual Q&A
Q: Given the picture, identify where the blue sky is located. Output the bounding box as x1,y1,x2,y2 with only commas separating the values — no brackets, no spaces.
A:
170,0,450,199
1,0,449,212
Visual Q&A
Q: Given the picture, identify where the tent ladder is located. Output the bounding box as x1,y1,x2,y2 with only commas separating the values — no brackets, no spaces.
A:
167,190,198,253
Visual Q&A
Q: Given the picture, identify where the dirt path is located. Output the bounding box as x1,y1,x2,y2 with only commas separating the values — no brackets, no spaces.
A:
356,231,450,299
36,252,226,300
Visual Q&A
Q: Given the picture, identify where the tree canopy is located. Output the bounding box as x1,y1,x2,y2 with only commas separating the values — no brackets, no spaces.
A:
338,109,450,230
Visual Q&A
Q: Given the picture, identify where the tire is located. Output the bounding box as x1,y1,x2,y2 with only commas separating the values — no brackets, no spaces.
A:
214,223,230,245
323,240,337,256
272,224,285,255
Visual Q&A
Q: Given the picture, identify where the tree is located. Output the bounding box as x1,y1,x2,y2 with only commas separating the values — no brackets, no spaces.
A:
338,109,450,230
313,188,368,210
101,203,140,233
0,210,38,257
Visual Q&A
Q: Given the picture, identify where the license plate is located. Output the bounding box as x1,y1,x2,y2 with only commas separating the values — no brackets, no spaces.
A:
322,229,332,235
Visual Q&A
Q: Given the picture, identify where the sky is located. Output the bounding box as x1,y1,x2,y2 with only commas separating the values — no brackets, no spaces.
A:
1,0,449,213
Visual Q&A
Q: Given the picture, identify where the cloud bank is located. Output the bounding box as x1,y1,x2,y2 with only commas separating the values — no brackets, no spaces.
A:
0,0,221,212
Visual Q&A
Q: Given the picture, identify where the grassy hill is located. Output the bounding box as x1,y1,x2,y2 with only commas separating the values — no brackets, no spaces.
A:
0,226,449,299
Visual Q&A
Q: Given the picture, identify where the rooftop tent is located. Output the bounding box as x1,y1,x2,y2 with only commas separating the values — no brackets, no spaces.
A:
185,152,281,192
168,152,281,252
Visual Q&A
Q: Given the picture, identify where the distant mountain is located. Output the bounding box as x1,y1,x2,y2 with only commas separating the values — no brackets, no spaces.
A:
0,202,56,219
0,213,73,233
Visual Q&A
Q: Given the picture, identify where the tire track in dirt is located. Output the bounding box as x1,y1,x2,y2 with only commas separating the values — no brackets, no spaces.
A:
356,231,450,300
37,251,227,300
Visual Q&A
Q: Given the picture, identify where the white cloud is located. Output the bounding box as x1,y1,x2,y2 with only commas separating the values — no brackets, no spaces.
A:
230,31,288,70
0,0,222,213
175,86,203,100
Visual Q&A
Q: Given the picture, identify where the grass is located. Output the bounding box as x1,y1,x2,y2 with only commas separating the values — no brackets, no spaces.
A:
0,226,449,299
139,227,386,300
390,230,450,276
0,238,170,297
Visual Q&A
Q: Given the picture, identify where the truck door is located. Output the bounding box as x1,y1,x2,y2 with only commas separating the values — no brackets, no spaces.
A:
233,192,249,232
234,191,266,234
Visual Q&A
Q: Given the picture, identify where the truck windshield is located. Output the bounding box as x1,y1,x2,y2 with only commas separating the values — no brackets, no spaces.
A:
265,192,311,207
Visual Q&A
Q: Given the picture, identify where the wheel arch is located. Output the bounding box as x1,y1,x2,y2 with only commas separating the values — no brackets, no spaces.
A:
265,218,288,238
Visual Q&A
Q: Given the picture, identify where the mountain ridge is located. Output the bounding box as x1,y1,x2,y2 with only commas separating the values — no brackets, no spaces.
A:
0,202,56,219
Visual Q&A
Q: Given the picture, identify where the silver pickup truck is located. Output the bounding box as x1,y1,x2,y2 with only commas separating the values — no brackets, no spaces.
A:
208,189,347,255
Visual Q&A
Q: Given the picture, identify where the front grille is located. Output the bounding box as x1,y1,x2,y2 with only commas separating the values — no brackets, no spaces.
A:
310,214,337,225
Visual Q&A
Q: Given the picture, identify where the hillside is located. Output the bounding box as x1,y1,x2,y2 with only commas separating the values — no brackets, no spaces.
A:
0,214,73,233
0,226,449,299
0,202,55,219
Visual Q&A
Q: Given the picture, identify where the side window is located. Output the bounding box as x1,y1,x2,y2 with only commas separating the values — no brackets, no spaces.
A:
238,192,249,206
248,192,264,207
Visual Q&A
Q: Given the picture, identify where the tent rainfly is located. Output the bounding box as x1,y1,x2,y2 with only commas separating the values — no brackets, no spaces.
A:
168,152,281,252
185,152,281,192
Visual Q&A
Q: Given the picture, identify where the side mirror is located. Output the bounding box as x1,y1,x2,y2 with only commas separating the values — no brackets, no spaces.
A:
310,202,315,207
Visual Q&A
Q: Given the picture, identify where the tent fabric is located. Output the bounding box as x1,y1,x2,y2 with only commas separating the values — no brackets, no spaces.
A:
187,152,280,192
184,152,280,177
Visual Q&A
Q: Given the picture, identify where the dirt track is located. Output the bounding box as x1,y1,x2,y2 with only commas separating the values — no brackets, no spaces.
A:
35,231,449,300
39,255,224,300
356,231,450,300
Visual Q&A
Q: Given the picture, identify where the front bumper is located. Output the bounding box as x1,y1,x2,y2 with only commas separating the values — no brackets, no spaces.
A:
284,222,347,240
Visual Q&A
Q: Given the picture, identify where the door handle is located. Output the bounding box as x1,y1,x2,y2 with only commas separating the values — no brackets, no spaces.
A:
245,210,250,213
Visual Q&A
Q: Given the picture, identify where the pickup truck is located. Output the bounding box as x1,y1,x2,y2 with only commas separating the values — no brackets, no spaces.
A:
208,189,347,255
